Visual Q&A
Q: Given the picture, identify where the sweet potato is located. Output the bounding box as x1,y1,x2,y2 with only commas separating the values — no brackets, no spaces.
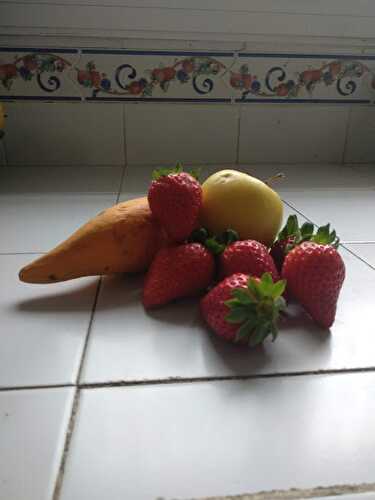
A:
19,197,166,284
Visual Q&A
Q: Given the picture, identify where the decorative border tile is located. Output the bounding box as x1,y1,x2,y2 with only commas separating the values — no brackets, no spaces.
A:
0,48,375,103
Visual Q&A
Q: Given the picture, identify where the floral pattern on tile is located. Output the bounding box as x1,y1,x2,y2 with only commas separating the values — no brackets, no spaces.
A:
231,59,375,100
1,49,375,102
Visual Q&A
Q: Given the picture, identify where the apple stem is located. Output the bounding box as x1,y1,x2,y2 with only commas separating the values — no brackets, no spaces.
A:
265,172,286,186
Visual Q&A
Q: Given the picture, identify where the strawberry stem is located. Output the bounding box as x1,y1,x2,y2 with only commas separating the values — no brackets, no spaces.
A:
274,215,340,251
152,162,201,181
265,172,286,186
189,228,239,255
225,273,287,347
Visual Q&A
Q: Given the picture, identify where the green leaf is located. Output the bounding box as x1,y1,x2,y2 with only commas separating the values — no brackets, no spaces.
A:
300,222,314,239
189,167,201,181
278,215,299,241
174,162,183,173
224,298,241,308
235,317,258,342
248,278,263,300
189,227,208,244
226,307,249,324
257,272,275,296
248,323,270,347
286,214,299,235
205,237,226,255
275,296,287,311
152,162,184,180
152,167,174,180
270,279,287,299
231,288,252,304
270,324,278,342
222,229,239,245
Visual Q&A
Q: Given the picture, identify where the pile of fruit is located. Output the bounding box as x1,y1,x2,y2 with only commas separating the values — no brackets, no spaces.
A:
19,167,346,346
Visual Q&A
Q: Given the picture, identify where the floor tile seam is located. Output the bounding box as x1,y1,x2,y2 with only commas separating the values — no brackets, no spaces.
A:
192,481,375,500
340,244,375,271
78,366,375,390
0,251,46,255
75,278,103,386
282,199,375,271
0,383,74,393
2,366,375,392
0,191,120,195
116,163,127,204
3,165,125,168
52,387,81,500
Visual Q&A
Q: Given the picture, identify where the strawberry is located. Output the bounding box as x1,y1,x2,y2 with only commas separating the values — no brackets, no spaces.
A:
143,243,215,309
148,165,202,242
219,239,279,281
200,272,286,345
270,215,339,272
282,242,345,328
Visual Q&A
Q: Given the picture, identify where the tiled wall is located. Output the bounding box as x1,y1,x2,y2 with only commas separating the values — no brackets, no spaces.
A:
2,49,375,102
1,47,375,166
2,101,375,167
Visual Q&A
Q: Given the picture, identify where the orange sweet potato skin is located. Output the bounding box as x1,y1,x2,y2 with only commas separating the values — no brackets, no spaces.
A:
19,197,166,284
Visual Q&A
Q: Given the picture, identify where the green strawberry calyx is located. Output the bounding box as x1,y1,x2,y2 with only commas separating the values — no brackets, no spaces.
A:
276,215,339,253
310,223,340,248
189,227,239,255
152,162,200,181
225,273,287,347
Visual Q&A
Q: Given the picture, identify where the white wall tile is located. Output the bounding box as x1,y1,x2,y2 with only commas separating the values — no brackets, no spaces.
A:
345,108,375,163
239,105,348,164
349,165,375,186
0,387,74,500
60,374,375,500
5,102,125,166
0,166,123,193
125,104,238,165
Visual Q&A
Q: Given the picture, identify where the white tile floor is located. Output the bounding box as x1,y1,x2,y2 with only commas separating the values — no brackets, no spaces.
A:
1,164,375,500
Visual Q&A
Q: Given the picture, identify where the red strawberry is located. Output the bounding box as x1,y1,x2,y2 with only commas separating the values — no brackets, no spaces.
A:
270,215,339,272
143,243,215,309
220,239,279,281
282,242,345,328
200,272,286,345
148,166,202,242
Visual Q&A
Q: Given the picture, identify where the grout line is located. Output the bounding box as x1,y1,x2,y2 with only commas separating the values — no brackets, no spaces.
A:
51,277,103,498
0,383,74,393
282,199,375,271
76,278,102,385
341,243,375,271
343,241,375,244
3,366,375,393
235,105,241,165
3,165,126,169
0,251,46,255
52,387,81,500
189,482,375,500
342,105,352,164
122,103,128,169
281,199,314,223
116,164,127,202
79,366,375,390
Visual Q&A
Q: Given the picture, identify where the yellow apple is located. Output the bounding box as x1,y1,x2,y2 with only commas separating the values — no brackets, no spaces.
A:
200,169,283,247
